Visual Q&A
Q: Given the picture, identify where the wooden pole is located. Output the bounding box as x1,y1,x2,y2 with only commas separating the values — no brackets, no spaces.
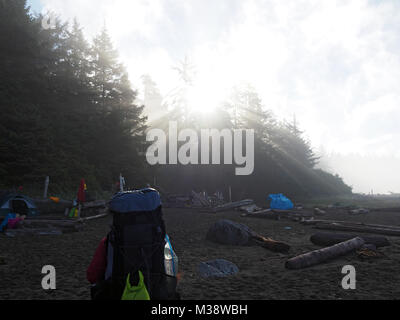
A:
43,176,49,199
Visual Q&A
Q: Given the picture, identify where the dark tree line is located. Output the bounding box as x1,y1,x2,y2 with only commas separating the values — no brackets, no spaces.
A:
0,0,352,199
0,0,148,194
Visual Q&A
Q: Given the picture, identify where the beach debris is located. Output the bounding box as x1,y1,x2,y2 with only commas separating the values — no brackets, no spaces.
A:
286,237,365,270
310,232,390,248
162,194,190,208
348,208,369,215
163,190,224,208
197,259,239,278
357,245,383,260
252,234,291,253
191,191,211,207
212,199,254,213
206,219,290,253
268,194,294,210
239,204,261,213
314,208,326,216
49,196,60,203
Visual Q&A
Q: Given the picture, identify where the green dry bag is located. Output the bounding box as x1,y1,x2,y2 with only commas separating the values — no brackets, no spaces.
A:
121,271,150,301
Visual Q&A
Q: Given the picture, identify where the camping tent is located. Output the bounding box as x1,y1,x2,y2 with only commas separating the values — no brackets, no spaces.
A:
0,191,39,217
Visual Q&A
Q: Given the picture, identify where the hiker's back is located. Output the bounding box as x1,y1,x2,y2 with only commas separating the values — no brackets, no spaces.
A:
105,188,170,300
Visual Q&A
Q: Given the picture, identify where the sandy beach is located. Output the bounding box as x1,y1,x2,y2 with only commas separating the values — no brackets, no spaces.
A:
1,206,400,300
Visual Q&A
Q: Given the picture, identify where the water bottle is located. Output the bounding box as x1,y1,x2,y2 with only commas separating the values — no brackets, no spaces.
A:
164,235,178,277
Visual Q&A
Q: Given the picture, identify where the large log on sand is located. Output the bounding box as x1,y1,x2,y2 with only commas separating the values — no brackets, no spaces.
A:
310,232,390,248
285,237,365,270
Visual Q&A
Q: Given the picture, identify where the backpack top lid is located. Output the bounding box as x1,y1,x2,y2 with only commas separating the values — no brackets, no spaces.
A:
109,188,161,213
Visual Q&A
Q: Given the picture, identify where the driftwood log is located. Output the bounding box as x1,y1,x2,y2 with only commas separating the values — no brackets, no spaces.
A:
285,237,365,270
33,198,73,214
302,219,400,229
371,207,400,213
243,209,313,221
310,232,390,248
82,200,107,209
242,209,280,220
314,223,400,237
302,219,400,237
212,200,254,212
77,212,109,222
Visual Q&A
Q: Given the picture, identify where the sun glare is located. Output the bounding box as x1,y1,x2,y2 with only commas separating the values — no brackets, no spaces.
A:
186,84,220,114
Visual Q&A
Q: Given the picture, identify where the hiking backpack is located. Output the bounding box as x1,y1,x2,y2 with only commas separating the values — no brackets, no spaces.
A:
104,188,171,300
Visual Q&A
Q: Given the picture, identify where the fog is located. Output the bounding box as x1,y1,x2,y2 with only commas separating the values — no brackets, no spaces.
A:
29,0,400,194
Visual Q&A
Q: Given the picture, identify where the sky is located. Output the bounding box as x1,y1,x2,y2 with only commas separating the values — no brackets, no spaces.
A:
27,0,400,194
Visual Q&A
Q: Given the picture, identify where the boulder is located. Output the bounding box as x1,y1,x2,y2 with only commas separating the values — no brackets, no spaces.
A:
206,219,256,246
197,259,239,278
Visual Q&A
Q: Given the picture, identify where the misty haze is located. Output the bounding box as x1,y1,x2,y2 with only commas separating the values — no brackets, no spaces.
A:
1,0,400,305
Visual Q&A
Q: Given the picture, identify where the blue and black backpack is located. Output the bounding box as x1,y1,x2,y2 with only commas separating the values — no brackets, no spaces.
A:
93,188,177,300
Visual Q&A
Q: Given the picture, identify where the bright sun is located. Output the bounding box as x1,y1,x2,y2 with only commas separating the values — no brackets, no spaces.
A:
186,84,221,114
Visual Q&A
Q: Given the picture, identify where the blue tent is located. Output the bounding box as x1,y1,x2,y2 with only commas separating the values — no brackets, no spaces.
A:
0,191,39,218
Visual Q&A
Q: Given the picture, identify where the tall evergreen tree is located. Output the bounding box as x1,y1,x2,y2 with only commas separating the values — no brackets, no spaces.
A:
89,26,148,187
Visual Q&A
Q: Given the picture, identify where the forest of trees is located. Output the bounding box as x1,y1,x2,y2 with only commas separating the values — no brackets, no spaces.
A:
0,0,352,200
